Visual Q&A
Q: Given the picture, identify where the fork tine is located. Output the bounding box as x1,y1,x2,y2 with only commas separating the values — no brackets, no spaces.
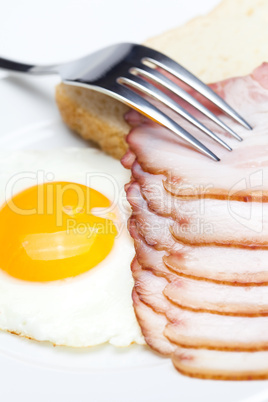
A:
119,73,232,151
108,82,219,161
142,48,252,132
131,64,241,143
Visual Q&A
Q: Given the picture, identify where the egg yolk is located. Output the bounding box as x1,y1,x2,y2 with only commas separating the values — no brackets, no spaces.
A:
0,182,117,282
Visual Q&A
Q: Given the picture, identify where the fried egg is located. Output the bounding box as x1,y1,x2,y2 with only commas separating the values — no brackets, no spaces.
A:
0,148,144,347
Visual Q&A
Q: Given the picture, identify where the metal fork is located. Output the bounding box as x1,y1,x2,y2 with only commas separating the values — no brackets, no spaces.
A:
0,43,252,161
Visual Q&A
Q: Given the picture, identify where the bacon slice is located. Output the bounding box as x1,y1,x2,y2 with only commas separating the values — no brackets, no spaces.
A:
163,251,268,285
125,63,268,201
133,258,268,351
165,311,268,351
164,278,268,316
132,289,175,355
128,181,268,284
134,269,268,380
131,258,170,314
130,225,173,280
131,161,268,247
133,258,268,379
123,64,268,380
172,348,268,380
131,220,268,316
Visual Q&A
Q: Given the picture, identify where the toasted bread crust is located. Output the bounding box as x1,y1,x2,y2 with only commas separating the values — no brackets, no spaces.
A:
55,83,130,159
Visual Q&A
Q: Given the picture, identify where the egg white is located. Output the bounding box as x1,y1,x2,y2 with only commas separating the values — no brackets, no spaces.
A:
0,148,144,347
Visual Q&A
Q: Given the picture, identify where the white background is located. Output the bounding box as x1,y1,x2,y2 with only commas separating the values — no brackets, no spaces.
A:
0,0,220,62
1,0,268,401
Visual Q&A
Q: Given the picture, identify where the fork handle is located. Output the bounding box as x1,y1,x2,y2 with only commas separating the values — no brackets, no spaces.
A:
0,57,57,75
0,57,34,73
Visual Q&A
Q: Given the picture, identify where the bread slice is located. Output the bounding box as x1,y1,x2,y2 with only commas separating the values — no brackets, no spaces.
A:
146,0,268,83
55,0,268,159
55,84,130,160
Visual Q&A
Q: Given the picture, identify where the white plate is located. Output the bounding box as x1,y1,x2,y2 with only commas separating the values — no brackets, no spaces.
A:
1,1,268,401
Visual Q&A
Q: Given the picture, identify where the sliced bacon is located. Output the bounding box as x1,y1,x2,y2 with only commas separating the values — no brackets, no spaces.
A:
121,149,136,169
123,64,268,380
172,347,268,380
133,258,268,351
165,310,268,351
164,277,268,316
129,219,173,280
125,64,268,201
131,258,170,314
134,262,268,380
132,259,268,379
131,219,268,315
127,180,268,284
132,288,175,355
163,251,268,285
131,161,268,247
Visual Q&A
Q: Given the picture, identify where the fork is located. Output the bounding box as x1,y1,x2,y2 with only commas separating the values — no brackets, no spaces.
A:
0,43,252,161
